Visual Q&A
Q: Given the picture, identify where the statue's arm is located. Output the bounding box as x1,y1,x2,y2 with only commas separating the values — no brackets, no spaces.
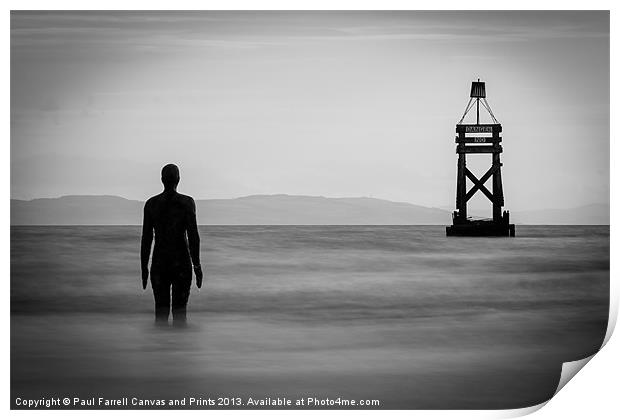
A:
187,198,203,288
140,202,153,287
187,198,201,266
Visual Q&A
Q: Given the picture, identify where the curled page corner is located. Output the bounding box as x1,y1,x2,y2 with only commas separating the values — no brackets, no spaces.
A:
547,296,619,400
601,295,618,348
499,354,598,419
554,354,596,397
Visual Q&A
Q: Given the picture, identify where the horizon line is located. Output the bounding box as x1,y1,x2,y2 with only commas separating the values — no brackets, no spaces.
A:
9,193,610,213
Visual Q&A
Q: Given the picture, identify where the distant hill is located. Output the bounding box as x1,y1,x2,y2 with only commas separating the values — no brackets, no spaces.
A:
10,195,609,225
511,203,609,225
11,195,143,225
10,194,451,225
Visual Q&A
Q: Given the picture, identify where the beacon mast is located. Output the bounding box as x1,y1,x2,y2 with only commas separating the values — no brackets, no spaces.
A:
446,80,515,237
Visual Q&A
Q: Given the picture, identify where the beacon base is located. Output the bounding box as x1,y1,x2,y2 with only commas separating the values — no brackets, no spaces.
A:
446,219,515,237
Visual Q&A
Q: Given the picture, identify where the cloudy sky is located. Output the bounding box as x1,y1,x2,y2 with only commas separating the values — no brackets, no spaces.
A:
11,11,609,212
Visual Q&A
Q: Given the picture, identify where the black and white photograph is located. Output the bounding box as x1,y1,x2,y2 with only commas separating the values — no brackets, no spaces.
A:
9,8,611,411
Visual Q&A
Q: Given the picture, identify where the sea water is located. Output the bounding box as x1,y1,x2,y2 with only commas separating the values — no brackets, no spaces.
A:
10,225,609,409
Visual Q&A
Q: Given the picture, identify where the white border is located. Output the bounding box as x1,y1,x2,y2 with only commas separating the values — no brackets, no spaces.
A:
3,2,616,419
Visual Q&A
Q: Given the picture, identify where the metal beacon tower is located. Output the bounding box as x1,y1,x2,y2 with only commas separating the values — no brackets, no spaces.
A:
446,80,515,237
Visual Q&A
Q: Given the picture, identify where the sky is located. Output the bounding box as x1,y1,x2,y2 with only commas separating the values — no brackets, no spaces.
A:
10,11,609,212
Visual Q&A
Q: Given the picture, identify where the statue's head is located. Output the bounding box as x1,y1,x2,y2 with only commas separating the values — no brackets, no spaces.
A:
161,163,180,189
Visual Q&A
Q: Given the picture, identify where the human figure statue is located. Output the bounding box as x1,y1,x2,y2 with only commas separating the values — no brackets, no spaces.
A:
141,164,203,327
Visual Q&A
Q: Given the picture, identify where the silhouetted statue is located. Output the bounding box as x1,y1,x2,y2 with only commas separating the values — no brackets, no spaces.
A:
141,164,203,327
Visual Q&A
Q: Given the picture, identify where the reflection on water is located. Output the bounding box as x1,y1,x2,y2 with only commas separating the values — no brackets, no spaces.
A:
11,226,609,409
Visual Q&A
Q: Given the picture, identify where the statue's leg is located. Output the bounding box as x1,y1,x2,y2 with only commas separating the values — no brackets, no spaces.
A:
171,268,192,327
151,269,171,326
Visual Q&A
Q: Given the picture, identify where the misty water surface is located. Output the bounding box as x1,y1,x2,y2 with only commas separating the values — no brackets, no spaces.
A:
11,226,609,409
